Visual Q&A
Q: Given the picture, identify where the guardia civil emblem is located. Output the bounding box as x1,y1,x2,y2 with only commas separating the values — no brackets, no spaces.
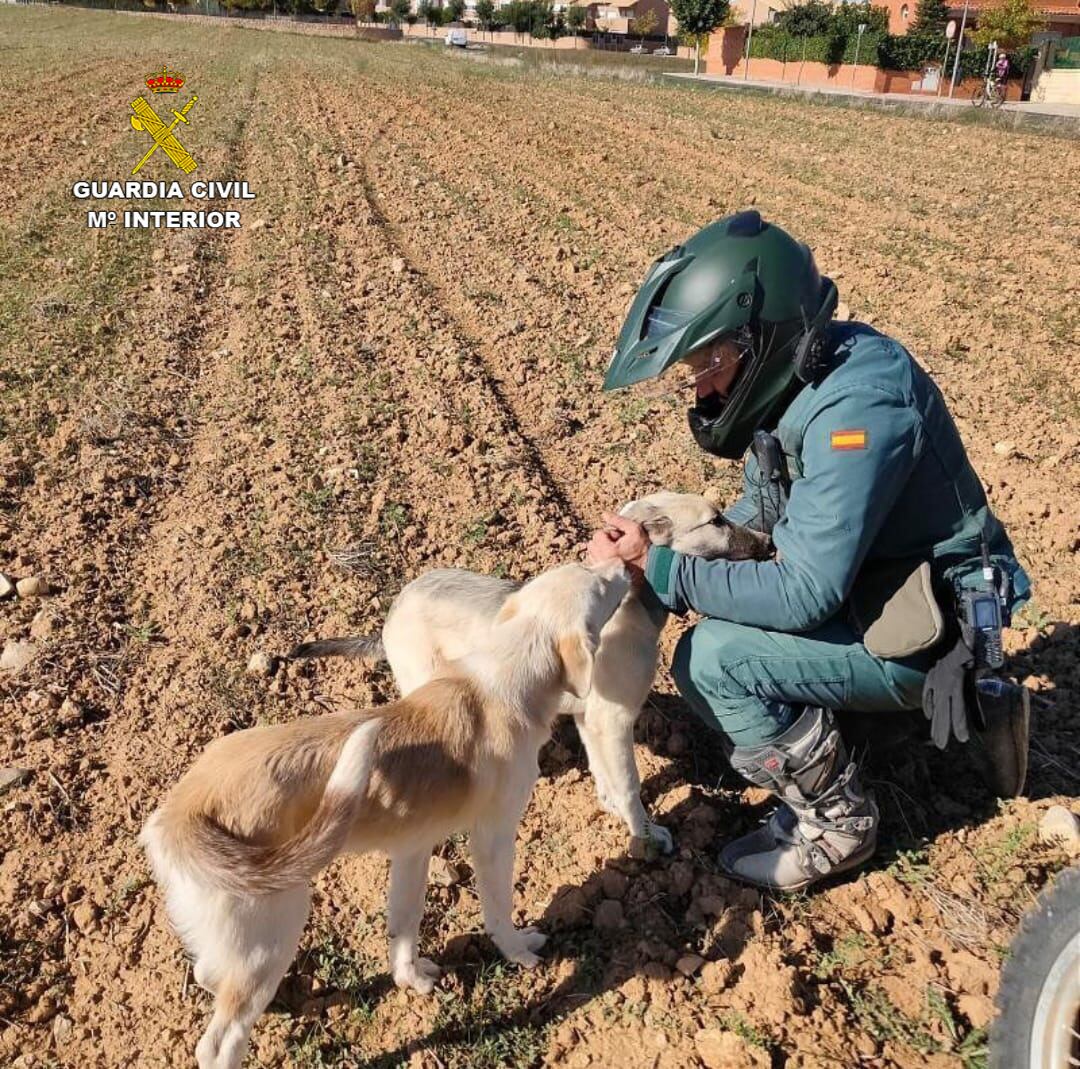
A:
129,66,199,176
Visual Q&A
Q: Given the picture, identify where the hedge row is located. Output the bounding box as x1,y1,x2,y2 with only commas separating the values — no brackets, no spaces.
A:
746,26,1033,75
877,34,1034,75
747,27,884,66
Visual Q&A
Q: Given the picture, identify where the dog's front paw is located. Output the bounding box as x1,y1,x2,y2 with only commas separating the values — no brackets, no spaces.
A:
492,925,547,969
393,957,442,995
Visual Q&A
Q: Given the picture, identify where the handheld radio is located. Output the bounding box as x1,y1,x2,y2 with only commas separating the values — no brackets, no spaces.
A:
750,430,790,534
960,536,1007,670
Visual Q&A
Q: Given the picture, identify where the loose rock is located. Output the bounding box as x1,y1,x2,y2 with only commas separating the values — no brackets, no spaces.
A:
0,767,31,794
694,1028,766,1068
247,651,275,677
429,857,461,887
29,609,57,640
547,886,588,927
700,958,736,993
58,697,83,729
675,954,704,977
593,899,624,931
0,573,14,600
52,1014,74,1044
1,640,37,673
958,992,995,1030
72,901,100,935
666,860,695,897
628,835,665,861
15,576,50,598
1039,805,1080,853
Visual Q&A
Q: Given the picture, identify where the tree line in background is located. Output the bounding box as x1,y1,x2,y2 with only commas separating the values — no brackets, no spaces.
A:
72,0,1043,73
396,0,652,39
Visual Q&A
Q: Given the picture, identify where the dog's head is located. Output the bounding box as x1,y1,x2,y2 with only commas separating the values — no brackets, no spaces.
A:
620,491,772,561
496,560,630,701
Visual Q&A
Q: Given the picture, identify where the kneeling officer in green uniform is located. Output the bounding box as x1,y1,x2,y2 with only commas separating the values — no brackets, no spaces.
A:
589,210,1031,892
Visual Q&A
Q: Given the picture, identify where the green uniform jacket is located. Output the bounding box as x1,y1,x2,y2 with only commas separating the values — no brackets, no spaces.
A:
645,322,1030,633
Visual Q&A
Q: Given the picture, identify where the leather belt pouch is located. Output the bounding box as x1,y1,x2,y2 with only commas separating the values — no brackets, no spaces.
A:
850,560,945,659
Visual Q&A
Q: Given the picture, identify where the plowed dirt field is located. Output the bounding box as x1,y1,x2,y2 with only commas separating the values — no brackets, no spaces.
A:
1,8,1078,1067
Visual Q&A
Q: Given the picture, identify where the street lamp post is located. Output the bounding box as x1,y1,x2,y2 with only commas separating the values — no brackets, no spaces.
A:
948,0,970,97
851,22,866,88
744,0,758,79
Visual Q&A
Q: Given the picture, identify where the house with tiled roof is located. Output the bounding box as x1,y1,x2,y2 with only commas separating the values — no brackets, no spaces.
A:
881,0,1079,35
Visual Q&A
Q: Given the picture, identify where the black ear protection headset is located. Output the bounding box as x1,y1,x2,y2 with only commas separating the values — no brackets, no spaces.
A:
792,279,840,384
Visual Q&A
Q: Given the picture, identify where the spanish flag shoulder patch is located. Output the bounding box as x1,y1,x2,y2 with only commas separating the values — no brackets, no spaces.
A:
830,429,868,451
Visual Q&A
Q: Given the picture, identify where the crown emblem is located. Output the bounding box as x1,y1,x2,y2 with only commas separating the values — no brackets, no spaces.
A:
145,65,185,94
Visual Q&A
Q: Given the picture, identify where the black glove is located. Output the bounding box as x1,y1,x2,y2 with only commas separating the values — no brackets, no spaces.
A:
922,623,975,749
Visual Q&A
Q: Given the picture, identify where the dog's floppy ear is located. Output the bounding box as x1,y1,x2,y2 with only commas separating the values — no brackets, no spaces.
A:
558,631,596,700
641,514,674,545
495,595,519,624
622,502,674,546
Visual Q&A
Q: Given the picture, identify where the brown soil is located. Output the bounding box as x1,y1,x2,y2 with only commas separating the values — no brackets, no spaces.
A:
1,9,1078,1068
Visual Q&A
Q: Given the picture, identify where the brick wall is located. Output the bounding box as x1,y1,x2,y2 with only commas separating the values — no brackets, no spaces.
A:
705,26,1025,98
873,67,1024,98
705,30,880,89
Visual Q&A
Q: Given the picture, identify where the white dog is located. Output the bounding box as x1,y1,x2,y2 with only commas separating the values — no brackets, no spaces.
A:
293,493,770,854
141,561,630,1069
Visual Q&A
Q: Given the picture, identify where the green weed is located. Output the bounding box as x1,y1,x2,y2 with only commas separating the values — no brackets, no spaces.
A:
814,932,868,978
379,501,410,535
619,397,651,426
886,847,932,887
430,961,548,1069
303,928,380,1000
300,486,335,517
717,1011,774,1051
975,821,1036,886
286,1013,373,1068
122,620,162,645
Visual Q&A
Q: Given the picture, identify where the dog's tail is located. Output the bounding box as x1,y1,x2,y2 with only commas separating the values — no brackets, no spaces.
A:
140,718,382,898
288,635,385,664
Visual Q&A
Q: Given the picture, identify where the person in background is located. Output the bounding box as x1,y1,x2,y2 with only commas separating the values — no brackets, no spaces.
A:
993,47,1011,87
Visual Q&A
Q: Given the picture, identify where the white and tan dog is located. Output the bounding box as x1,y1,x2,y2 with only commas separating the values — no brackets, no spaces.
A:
141,561,630,1069
294,493,770,854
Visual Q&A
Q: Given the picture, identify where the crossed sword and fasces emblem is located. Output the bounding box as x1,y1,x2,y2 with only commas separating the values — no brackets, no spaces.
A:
129,94,199,175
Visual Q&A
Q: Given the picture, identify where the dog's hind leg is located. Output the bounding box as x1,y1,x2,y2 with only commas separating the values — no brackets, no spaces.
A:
194,887,310,1069
388,848,441,994
585,696,673,855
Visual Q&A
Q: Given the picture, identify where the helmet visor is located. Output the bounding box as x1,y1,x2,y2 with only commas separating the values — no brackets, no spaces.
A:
640,329,753,400
643,303,695,339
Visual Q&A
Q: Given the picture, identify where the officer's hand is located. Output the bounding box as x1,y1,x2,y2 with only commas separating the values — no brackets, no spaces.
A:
586,513,650,580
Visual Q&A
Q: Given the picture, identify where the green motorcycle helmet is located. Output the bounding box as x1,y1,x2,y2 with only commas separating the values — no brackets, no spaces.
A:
603,210,838,459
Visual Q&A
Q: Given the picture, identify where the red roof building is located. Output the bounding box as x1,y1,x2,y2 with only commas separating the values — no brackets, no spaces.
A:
880,0,1080,36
